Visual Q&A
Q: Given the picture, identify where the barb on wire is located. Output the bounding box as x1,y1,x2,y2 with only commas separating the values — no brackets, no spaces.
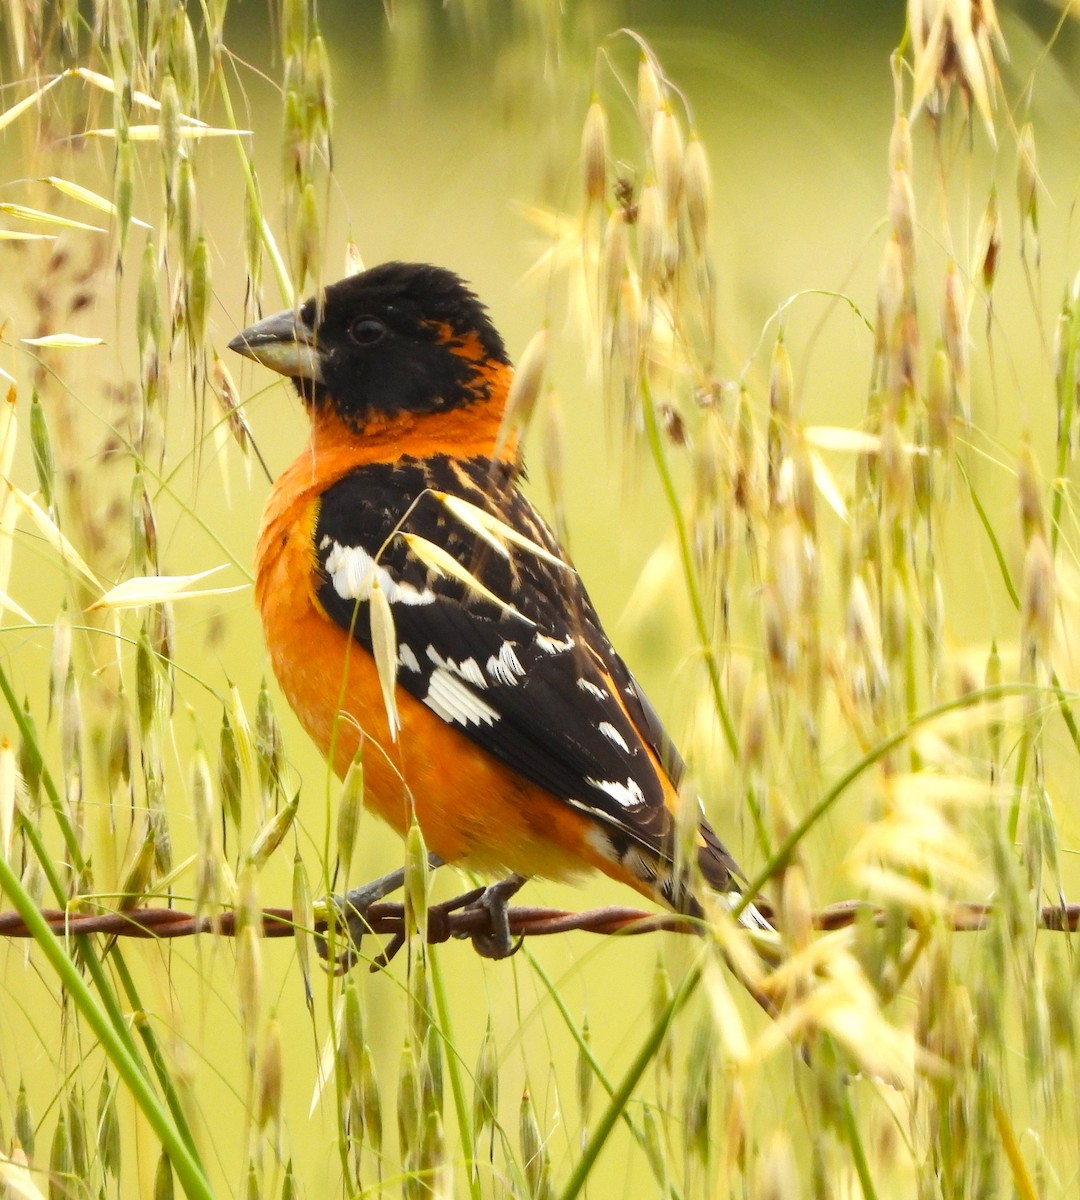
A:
0,894,1078,954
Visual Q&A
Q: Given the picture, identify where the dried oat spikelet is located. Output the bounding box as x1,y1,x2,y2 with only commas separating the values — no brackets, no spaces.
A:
581,95,607,211
909,0,1006,142
1017,121,1039,262
496,328,548,462
337,752,364,883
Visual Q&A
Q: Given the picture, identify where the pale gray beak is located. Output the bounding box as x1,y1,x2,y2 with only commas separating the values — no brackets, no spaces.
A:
227,308,324,382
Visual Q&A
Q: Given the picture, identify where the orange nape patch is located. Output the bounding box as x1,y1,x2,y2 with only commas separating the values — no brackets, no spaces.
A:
425,318,511,394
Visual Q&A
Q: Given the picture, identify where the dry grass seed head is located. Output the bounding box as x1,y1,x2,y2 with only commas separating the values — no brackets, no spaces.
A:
581,97,608,210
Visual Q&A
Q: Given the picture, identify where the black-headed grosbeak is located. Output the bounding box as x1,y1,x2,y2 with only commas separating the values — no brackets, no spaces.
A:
229,261,771,945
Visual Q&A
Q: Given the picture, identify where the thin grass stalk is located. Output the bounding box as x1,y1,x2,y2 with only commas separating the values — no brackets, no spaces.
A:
557,958,701,1200
426,945,483,1200
731,681,1043,923
0,656,201,1159
525,950,682,1197
0,852,214,1200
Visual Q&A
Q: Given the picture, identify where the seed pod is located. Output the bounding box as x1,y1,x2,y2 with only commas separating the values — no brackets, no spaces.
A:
344,240,364,277
404,819,429,942
190,739,215,857
497,328,548,459
15,1079,33,1157
244,1156,260,1200
369,579,400,740
683,133,710,251
136,238,161,357
581,97,607,208
237,922,264,1062
175,155,195,263
153,1150,174,1200
683,1015,714,1165
1017,122,1038,241
342,975,365,1085
360,1044,382,1154
1017,439,1045,544
170,9,199,110
888,167,915,264
49,1109,72,1200
186,233,211,353
337,753,363,881
305,34,333,148
291,850,313,1007
295,181,320,294
641,1105,665,1184
212,356,253,458
218,709,242,837
978,187,1001,295
29,395,55,515
255,679,283,812
651,107,683,225
48,608,71,725
256,1016,284,1135
66,1090,88,1183
419,1024,443,1119
473,1019,498,1135
637,183,663,291
247,788,298,870
768,336,793,424
60,663,83,815
599,210,627,316
927,346,953,448
397,1042,420,1155
986,638,1003,763
942,260,968,395
243,173,263,303
1021,532,1054,669
117,821,156,911
281,0,308,59
158,75,181,186
637,54,662,138
519,1088,550,1199
97,1070,120,1180
114,135,134,263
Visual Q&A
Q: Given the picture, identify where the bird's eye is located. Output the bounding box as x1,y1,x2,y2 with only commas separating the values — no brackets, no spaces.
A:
349,316,387,346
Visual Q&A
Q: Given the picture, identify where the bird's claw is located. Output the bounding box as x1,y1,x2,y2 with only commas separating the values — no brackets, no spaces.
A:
456,873,527,959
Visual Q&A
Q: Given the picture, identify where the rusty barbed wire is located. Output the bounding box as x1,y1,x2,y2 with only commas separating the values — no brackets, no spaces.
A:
1,895,1077,951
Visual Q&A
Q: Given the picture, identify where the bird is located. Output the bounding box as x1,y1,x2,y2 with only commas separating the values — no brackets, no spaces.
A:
229,260,775,968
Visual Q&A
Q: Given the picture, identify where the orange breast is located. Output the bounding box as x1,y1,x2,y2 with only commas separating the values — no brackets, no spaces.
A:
254,449,626,885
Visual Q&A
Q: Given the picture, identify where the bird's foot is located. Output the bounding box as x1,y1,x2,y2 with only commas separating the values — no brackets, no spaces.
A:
454,873,527,959
319,856,441,974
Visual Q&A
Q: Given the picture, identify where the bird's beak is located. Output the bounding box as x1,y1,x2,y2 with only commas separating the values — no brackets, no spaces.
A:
227,307,324,383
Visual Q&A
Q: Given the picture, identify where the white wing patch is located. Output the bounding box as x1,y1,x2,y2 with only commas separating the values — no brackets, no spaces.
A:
577,678,607,700
424,666,499,727
585,776,647,810
486,640,525,686
324,540,435,607
597,721,630,752
398,643,421,673
536,632,574,655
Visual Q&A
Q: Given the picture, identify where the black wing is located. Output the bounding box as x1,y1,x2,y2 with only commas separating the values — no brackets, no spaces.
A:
313,454,741,899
